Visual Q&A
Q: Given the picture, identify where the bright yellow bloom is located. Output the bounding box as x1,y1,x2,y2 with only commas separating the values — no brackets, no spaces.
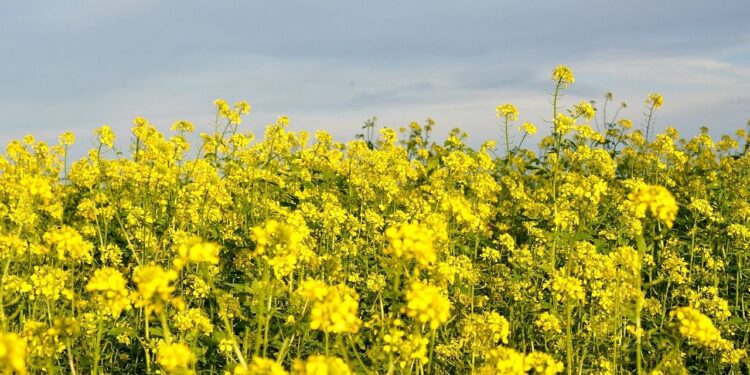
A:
670,307,730,350
384,222,436,268
521,122,537,135
405,281,451,329
173,237,221,269
535,312,562,334
59,131,76,146
462,312,510,349
292,355,352,375
298,280,361,333
618,118,633,129
94,125,116,148
29,266,67,301
132,265,178,305
242,356,289,375
548,274,586,303
552,65,575,87
628,184,679,228
235,101,252,115
479,346,563,375
646,93,664,109
19,175,53,201
214,98,231,117
0,234,25,260
156,342,196,374
171,120,195,132
173,308,214,335
43,226,94,263
574,101,596,120
0,332,27,375
496,104,519,121
85,267,131,318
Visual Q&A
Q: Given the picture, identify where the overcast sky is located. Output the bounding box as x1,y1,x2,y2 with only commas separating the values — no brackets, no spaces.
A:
1,1,748,155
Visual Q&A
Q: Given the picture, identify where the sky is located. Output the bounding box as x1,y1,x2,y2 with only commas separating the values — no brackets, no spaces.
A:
1,0,749,156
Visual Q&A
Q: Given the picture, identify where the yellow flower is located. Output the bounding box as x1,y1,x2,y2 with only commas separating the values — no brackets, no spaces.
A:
384,222,436,268
462,312,510,349
173,237,221,269
19,176,53,201
573,101,596,120
646,93,664,109
173,308,214,336
521,122,537,135
156,342,196,374
29,266,67,301
670,307,730,350
235,101,252,115
618,119,633,129
132,265,178,306
535,312,562,334
214,98,231,118
496,104,519,121
0,333,27,375
298,280,361,333
292,355,352,375
553,113,575,135
627,184,679,227
405,281,451,329
0,235,26,261
243,356,289,375
43,226,94,263
548,274,586,303
85,267,131,318
94,125,116,148
218,339,235,355
171,120,195,132
59,131,76,146
552,65,575,87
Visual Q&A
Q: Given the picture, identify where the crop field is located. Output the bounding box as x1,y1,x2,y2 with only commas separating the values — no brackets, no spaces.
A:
0,66,748,374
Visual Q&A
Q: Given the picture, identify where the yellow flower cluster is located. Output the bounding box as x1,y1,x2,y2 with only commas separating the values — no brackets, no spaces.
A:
496,104,519,121
29,266,68,301
237,356,289,375
552,65,575,87
251,214,311,279
0,66,748,373
94,125,116,148
405,281,451,329
548,274,586,303
132,265,178,309
628,184,679,227
157,341,196,374
384,222,436,268
646,93,664,109
85,267,131,318
42,225,94,263
670,307,729,350
298,280,361,334
535,312,562,334
292,355,352,375
173,236,221,269
479,346,563,375
462,311,510,350
19,175,53,201
0,234,25,260
0,333,27,375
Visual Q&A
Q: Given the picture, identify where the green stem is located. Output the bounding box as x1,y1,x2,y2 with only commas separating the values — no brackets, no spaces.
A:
566,301,573,375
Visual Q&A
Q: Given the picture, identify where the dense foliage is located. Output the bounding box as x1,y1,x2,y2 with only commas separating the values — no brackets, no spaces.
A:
0,66,748,374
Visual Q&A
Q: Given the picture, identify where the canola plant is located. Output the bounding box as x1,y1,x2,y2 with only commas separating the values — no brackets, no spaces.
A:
0,66,749,374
